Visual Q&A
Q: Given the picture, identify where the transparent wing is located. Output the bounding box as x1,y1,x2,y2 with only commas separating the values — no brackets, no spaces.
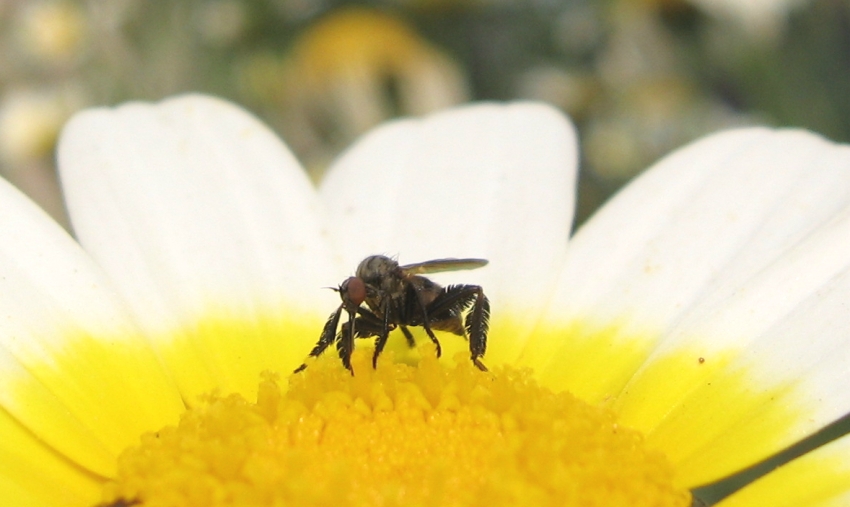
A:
400,258,488,275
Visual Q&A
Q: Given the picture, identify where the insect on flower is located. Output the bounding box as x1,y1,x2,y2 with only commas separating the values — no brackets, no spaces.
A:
295,255,491,374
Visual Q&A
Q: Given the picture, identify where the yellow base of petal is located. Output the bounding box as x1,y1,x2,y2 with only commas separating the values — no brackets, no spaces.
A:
101,346,689,507
510,317,806,489
715,431,850,507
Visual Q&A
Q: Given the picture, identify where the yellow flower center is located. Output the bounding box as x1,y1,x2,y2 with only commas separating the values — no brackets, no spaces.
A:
101,347,690,507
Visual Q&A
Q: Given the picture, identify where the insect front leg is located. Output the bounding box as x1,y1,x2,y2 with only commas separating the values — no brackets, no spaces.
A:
294,305,343,373
336,308,385,373
371,300,394,369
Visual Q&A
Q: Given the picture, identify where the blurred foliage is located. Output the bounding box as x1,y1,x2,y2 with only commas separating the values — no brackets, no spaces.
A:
1,0,849,229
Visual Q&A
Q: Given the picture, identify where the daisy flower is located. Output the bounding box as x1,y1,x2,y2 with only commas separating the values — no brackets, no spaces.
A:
2,94,850,507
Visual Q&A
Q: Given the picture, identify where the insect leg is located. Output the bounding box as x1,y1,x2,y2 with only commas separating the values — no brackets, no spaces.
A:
294,305,343,373
336,318,356,373
335,308,385,373
464,286,491,372
400,326,416,348
411,290,443,358
372,301,393,369
427,285,490,371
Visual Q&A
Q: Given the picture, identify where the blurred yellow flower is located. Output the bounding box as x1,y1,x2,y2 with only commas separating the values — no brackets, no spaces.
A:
242,7,468,177
16,2,89,65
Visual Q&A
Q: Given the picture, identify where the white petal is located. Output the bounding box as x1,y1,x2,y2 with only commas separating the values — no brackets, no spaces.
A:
618,204,850,486
524,128,850,392
521,126,850,485
58,94,339,397
0,177,181,477
320,102,578,361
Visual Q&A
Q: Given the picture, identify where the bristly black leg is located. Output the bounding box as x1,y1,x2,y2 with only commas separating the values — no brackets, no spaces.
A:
400,326,416,348
372,299,394,368
338,308,377,373
333,309,386,373
294,305,342,373
426,284,478,323
464,286,490,371
412,287,443,358
427,284,490,371
336,318,355,373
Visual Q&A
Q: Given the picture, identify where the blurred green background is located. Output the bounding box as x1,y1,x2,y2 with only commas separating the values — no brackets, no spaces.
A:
1,0,849,230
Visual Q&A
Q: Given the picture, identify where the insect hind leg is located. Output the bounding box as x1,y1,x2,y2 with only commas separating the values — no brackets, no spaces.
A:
464,285,490,371
426,284,490,371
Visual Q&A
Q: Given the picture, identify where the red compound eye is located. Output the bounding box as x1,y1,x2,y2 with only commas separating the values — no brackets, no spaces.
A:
342,276,366,306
